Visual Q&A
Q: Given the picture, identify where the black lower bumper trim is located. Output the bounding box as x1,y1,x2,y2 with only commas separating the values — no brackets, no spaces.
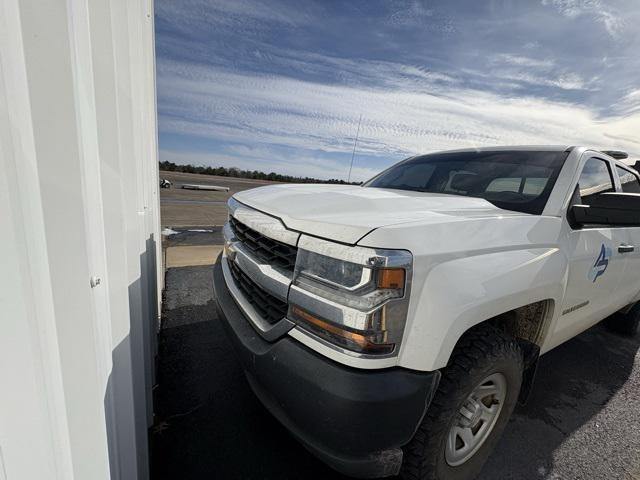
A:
213,257,440,478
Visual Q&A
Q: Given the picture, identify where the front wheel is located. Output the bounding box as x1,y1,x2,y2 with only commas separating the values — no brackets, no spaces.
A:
401,325,523,480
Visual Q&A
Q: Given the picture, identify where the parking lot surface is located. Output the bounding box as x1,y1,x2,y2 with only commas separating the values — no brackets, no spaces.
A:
152,259,640,480
159,171,275,227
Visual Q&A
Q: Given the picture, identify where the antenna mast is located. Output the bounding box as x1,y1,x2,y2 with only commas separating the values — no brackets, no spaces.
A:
347,113,362,183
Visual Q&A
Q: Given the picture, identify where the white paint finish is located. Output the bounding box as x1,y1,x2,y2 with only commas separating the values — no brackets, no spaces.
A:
230,197,300,246
121,0,161,430
0,446,6,480
234,183,522,244
623,226,640,304
0,64,73,480
0,0,160,479
0,0,83,477
361,214,567,370
550,153,638,349
19,1,115,478
85,0,155,476
551,227,627,344
234,146,640,372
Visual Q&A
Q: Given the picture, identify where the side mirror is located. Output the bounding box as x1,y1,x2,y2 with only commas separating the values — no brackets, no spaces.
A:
571,192,640,227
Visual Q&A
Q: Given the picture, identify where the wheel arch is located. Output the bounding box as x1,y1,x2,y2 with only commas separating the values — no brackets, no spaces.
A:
440,300,555,404
438,298,556,367
399,246,566,371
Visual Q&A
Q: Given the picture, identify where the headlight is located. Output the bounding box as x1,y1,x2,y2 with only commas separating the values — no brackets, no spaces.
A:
293,249,405,309
295,249,371,290
288,236,412,356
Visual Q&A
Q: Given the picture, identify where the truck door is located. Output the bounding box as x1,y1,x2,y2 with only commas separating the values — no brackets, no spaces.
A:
556,156,632,343
614,164,640,304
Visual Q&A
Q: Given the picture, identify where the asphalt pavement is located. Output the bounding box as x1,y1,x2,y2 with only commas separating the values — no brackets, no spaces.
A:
159,171,276,227
151,262,640,480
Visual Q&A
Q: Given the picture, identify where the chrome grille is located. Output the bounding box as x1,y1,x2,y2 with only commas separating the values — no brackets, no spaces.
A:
229,260,288,324
229,216,297,271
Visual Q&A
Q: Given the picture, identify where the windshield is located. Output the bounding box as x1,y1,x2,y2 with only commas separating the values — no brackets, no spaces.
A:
364,150,569,215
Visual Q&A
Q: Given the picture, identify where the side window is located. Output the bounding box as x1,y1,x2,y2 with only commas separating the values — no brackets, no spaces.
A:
616,166,640,193
577,158,614,205
485,177,548,195
485,177,521,193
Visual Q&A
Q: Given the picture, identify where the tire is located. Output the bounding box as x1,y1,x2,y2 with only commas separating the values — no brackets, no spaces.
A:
401,324,523,480
605,303,640,336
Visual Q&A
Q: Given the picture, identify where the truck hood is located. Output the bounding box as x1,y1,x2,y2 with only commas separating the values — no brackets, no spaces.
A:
234,184,525,244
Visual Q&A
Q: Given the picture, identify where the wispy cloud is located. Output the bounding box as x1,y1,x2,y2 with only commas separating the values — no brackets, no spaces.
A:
156,0,312,35
541,0,625,38
385,0,455,32
158,54,640,181
485,53,593,92
156,0,640,181
492,54,555,69
611,89,640,116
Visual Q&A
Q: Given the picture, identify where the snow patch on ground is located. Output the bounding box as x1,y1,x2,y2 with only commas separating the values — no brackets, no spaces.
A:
162,228,180,236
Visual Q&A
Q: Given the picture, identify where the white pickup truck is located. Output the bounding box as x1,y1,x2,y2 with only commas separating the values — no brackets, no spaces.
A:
213,146,640,480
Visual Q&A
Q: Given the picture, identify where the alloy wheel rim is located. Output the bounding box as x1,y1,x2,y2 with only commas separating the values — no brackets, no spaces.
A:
444,372,507,467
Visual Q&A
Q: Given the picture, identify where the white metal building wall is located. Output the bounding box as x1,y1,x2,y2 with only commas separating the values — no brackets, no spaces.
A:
0,0,160,479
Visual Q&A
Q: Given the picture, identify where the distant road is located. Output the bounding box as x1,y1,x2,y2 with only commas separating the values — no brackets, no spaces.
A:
159,170,278,227
160,199,227,205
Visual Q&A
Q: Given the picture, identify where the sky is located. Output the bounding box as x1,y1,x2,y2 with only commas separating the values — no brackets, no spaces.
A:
155,0,640,182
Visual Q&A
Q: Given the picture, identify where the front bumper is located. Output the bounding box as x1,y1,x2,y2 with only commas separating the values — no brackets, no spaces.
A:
213,257,440,478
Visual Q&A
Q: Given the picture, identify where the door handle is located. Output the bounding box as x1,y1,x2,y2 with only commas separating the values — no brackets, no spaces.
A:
618,244,635,253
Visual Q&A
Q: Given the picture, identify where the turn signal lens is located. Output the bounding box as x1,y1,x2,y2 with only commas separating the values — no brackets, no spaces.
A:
377,268,405,290
289,305,394,355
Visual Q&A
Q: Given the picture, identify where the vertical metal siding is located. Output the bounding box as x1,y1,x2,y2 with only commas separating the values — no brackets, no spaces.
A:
0,0,160,479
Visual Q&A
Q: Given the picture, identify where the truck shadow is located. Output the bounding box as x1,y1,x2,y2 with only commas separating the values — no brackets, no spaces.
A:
151,265,640,479
151,265,350,480
479,322,640,479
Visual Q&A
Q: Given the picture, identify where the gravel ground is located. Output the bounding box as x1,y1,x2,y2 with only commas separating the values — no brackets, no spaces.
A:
152,264,640,480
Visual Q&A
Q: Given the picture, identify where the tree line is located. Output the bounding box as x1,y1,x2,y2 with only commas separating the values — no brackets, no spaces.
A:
159,161,361,185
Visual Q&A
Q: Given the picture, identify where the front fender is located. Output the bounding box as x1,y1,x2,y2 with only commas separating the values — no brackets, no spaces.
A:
398,247,567,371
